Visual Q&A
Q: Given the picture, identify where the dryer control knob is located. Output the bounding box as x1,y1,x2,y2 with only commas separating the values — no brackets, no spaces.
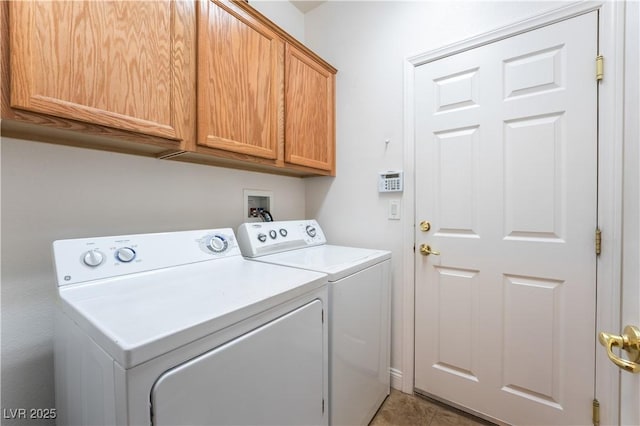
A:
115,247,136,263
207,235,228,253
83,250,104,267
257,233,267,243
306,225,317,238
279,228,288,237
269,230,277,239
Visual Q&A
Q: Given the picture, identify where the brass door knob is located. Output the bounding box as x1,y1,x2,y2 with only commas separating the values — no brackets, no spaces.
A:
420,221,431,232
419,244,440,256
598,325,640,373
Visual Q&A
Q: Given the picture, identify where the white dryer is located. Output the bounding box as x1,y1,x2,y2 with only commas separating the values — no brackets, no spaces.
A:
237,220,391,426
52,228,329,426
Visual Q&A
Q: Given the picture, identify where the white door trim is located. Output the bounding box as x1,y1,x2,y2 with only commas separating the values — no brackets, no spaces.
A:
402,2,625,424
596,2,625,424
621,4,640,424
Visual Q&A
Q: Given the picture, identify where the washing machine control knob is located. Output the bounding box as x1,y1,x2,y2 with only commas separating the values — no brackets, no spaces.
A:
83,250,104,267
279,229,288,237
207,235,228,253
269,230,277,239
115,247,136,263
305,225,317,238
257,233,267,243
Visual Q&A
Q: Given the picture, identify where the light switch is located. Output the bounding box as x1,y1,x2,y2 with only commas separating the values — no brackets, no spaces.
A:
388,200,400,220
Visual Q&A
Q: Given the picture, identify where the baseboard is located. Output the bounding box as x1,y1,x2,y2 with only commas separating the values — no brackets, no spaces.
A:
390,368,403,390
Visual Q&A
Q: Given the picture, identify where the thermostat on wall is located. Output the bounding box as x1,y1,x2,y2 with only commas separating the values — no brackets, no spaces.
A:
378,171,403,193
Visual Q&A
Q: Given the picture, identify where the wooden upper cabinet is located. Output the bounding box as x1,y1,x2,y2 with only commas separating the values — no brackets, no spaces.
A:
285,44,336,174
197,0,284,160
9,1,195,144
4,0,336,176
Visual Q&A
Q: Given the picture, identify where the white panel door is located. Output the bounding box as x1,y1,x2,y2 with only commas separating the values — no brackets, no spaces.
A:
151,300,325,426
414,12,598,425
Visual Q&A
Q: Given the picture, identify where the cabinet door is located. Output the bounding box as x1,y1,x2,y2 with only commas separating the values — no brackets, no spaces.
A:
198,0,283,160
10,1,194,142
285,44,336,174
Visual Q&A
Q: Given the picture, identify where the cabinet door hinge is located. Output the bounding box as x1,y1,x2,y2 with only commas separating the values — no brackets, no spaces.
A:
592,398,600,426
595,228,602,255
596,55,604,81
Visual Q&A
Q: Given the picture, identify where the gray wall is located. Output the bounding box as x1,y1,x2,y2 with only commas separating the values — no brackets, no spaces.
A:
4,1,639,423
2,2,308,421
1,138,306,424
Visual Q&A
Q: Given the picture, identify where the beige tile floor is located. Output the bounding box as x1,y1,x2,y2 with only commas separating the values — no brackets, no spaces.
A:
370,389,493,426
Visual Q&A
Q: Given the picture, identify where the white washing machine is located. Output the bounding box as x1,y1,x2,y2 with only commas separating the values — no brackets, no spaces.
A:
52,228,329,426
237,220,391,426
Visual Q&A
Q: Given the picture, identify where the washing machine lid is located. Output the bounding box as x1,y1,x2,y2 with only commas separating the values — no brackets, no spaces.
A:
58,257,327,369
255,245,391,281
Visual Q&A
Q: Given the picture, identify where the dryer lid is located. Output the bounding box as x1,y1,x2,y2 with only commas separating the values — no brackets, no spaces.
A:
58,257,327,369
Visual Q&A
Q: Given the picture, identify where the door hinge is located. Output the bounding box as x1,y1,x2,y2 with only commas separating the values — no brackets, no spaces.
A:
322,398,325,414
595,228,602,255
592,398,600,426
321,309,324,323
596,55,604,81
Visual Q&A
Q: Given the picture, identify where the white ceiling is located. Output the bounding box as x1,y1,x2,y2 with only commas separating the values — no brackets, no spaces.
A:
290,1,326,14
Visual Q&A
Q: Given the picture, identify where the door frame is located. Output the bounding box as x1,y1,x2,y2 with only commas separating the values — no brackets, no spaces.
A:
401,2,625,424
621,2,640,424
